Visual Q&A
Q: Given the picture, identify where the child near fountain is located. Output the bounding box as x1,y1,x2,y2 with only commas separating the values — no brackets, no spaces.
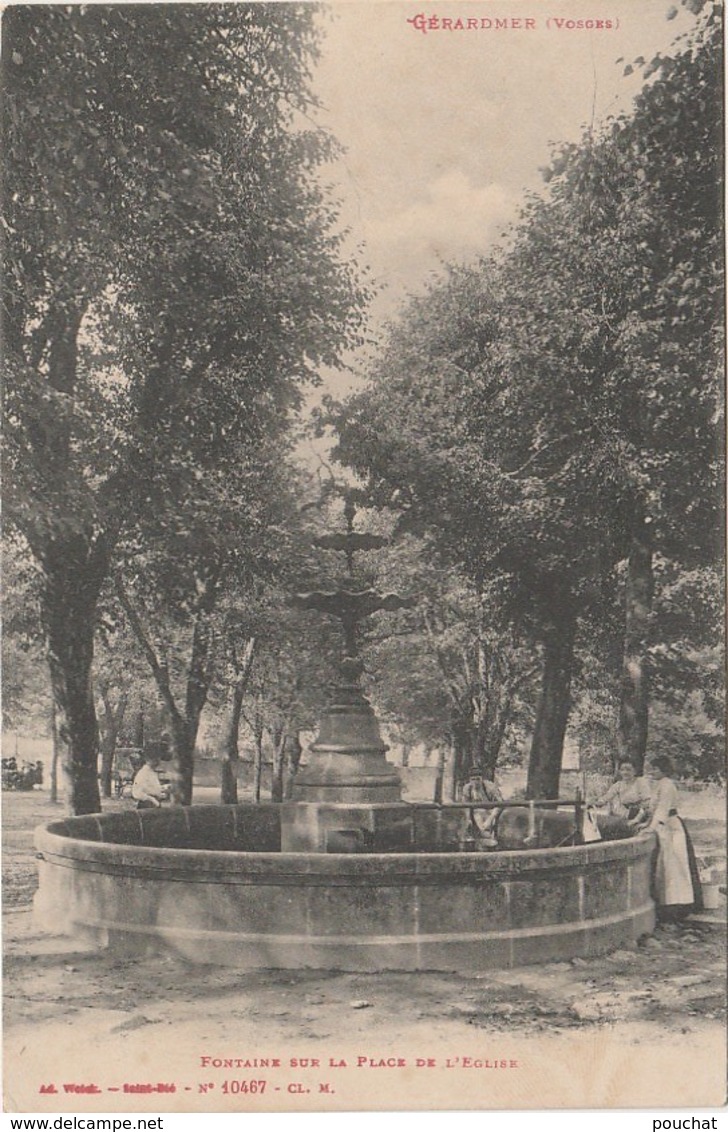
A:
462,769,503,848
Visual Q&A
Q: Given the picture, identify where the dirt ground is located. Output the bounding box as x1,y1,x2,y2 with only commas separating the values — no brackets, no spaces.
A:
3,789,727,1112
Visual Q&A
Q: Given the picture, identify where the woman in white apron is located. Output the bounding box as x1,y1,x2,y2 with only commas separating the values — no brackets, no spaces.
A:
645,756,702,921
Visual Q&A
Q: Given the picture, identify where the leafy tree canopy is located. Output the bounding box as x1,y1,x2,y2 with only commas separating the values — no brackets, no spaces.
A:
4,2,368,551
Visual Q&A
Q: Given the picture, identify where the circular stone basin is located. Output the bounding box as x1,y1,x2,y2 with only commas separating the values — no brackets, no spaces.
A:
34,804,656,971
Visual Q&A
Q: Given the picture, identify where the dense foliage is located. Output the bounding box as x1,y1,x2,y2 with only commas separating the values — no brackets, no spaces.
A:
331,3,724,792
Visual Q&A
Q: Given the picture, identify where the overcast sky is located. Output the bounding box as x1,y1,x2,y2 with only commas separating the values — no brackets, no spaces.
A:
304,0,696,399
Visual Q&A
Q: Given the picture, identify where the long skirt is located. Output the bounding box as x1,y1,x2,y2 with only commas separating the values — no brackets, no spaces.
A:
654,815,703,921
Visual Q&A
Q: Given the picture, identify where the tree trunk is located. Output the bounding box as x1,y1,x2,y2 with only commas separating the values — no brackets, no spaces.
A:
282,732,302,799
176,612,215,804
98,689,128,798
252,713,264,804
24,303,109,815
433,746,446,804
526,604,577,800
618,509,654,774
447,742,458,801
270,725,287,803
116,582,217,806
49,693,61,805
40,539,108,814
167,714,199,806
220,678,246,805
99,742,114,798
220,638,255,805
480,715,510,782
475,697,511,783
450,718,476,795
133,707,145,749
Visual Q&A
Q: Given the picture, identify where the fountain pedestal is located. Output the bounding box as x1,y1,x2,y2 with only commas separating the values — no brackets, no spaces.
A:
281,663,412,852
281,802,412,853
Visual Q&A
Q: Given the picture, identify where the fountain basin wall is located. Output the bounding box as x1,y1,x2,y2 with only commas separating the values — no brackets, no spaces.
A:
34,804,656,971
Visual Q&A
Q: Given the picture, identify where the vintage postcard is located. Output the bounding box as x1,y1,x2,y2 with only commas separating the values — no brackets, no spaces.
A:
2,0,725,1115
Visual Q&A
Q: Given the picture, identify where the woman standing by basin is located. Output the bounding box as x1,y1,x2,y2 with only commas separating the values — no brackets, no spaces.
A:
643,756,703,921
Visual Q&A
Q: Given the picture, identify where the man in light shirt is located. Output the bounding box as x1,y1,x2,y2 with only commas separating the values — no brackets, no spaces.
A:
131,752,169,809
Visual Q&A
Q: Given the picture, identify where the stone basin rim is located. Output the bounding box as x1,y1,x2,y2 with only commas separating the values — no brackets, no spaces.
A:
35,818,656,868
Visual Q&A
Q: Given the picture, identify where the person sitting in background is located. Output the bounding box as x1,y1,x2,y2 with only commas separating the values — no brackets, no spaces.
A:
595,759,651,828
462,769,503,848
131,752,169,810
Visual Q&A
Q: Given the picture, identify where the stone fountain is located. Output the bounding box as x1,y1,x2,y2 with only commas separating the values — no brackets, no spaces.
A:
282,495,414,853
34,501,656,969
